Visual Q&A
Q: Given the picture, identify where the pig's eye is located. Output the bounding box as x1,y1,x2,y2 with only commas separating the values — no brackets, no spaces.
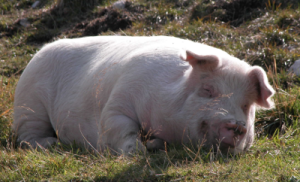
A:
199,88,213,98
199,84,215,98
204,88,212,98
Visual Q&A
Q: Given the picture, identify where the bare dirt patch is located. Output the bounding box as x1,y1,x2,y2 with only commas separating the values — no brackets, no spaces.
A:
81,8,135,36
74,2,144,36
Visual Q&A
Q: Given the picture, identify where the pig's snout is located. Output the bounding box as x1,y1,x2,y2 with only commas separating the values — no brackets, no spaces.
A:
219,121,247,149
226,122,246,136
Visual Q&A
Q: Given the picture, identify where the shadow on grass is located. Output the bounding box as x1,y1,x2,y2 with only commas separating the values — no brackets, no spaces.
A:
62,143,240,181
190,0,299,27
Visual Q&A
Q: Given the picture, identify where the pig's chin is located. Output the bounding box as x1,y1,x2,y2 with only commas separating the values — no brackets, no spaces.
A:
218,123,247,151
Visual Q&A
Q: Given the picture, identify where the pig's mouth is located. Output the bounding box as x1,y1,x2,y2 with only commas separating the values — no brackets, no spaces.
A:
219,123,247,148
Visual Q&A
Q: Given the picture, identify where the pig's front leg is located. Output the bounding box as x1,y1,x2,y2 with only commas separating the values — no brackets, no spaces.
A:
101,115,146,154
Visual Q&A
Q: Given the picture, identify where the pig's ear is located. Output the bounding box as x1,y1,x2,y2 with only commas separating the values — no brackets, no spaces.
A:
248,66,275,108
180,50,221,71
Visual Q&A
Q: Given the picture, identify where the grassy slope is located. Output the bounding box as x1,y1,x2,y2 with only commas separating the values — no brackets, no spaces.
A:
0,0,300,181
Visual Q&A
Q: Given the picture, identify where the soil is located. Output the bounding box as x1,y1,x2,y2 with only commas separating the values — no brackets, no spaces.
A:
80,1,144,36
191,0,298,27
81,8,135,36
20,1,144,43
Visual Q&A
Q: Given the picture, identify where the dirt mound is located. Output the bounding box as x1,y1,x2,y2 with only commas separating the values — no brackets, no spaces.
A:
65,1,144,36
82,8,135,36
191,0,298,27
23,1,143,43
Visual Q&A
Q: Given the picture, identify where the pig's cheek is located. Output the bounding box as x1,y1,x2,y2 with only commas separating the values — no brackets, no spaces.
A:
197,121,209,137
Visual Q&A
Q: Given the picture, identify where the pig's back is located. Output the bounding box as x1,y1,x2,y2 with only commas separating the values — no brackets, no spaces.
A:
14,36,212,124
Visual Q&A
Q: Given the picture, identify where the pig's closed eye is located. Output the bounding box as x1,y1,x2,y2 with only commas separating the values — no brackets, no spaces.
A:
204,88,212,98
199,87,214,98
198,84,216,98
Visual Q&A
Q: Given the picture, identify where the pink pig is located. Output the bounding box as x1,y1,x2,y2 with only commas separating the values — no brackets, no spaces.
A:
13,36,275,154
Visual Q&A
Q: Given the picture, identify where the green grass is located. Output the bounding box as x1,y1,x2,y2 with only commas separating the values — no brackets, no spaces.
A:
1,130,299,181
1,0,300,181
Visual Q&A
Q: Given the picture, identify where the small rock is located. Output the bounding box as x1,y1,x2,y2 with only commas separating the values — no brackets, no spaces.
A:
19,18,30,27
112,0,126,9
289,59,300,76
32,1,40,8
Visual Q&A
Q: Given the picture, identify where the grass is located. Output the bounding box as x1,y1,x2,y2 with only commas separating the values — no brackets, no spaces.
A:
1,130,299,181
0,0,300,181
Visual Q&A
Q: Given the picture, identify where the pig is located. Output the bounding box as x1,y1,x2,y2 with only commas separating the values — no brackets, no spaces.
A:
13,36,275,154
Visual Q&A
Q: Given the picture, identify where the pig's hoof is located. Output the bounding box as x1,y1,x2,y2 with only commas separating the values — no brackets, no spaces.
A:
146,138,165,151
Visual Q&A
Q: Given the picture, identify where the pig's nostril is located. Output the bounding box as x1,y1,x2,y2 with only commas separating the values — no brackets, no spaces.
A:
235,125,247,135
234,127,244,135
227,128,243,135
226,123,246,135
